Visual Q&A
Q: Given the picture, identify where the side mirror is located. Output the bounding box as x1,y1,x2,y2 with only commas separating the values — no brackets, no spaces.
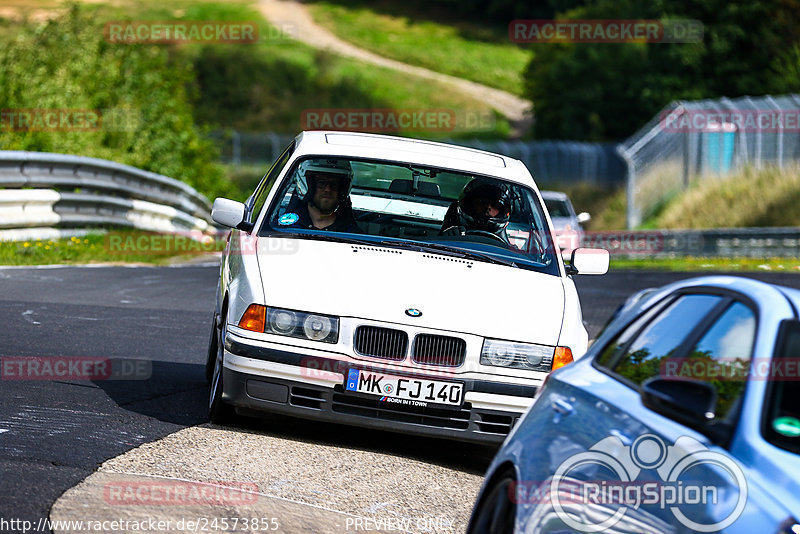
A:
642,377,734,445
576,212,591,225
642,377,717,428
212,198,247,229
566,248,609,275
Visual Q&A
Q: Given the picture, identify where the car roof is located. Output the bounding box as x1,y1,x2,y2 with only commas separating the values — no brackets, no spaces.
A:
634,275,800,315
292,131,536,186
776,285,800,311
540,190,569,201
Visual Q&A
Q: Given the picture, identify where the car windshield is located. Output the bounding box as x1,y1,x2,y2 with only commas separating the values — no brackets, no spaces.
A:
543,198,572,218
260,156,559,274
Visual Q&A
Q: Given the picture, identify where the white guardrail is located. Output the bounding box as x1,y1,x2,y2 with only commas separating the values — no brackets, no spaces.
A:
0,151,215,241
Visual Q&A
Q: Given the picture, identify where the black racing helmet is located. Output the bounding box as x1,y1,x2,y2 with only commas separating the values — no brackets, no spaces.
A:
457,178,512,233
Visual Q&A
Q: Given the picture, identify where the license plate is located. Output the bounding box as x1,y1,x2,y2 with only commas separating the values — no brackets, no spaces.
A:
345,369,463,407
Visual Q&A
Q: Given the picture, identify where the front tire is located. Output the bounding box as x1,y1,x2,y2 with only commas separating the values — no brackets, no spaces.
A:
205,315,218,384
208,319,234,424
467,470,517,534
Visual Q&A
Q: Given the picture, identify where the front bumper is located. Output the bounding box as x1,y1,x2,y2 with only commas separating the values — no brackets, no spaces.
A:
221,332,539,445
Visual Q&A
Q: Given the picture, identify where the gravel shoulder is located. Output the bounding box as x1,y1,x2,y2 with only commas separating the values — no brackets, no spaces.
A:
51,424,485,533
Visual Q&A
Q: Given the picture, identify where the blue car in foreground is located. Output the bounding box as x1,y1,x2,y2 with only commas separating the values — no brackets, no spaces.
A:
468,276,799,533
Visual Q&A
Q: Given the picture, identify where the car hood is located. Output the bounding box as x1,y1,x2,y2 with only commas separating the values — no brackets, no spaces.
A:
256,237,565,344
549,217,580,233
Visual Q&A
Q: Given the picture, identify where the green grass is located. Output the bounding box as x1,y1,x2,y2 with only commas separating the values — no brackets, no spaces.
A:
0,232,225,266
586,165,800,232
306,0,531,97
654,165,800,229
221,163,269,202
4,233,798,272
610,256,800,272
1,0,509,149
114,0,511,139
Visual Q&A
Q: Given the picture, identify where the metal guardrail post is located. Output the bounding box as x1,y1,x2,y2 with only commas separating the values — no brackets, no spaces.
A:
232,130,241,167
616,144,638,230
766,96,784,167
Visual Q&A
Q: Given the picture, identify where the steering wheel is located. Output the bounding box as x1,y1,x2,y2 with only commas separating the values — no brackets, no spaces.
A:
464,229,507,244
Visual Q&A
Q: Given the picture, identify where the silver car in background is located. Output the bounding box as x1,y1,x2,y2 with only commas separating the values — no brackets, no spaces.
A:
540,191,590,252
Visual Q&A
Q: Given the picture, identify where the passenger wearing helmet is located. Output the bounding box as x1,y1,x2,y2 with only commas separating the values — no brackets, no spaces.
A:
280,159,360,232
439,178,513,244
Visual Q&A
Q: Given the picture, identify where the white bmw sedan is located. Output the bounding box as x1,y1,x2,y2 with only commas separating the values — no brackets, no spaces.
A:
206,131,608,444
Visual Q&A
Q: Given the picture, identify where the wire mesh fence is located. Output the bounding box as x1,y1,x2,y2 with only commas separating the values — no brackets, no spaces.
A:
210,131,627,189
619,94,800,228
209,131,296,167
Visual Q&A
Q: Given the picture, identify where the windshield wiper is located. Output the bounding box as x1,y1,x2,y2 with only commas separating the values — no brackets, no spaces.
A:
378,239,518,268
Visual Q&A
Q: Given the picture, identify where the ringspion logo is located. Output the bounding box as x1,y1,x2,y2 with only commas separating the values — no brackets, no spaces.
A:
549,434,747,532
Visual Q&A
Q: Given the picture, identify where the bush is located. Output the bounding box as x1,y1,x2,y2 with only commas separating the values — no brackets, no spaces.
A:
0,4,233,200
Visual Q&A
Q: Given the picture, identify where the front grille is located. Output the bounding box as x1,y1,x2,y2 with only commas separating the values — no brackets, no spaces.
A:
475,412,515,434
290,386,324,410
332,392,471,430
412,334,466,367
354,326,408,360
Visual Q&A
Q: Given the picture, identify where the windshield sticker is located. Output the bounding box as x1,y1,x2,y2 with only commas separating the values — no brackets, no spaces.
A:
278,213,299,225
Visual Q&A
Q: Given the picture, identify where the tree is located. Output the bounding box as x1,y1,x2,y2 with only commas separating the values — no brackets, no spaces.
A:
522,0,800,141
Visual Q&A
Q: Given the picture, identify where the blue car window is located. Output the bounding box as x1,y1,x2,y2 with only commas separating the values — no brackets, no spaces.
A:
685,302,756,418
613,294,723,386
596,296,675,367
764,320,800,455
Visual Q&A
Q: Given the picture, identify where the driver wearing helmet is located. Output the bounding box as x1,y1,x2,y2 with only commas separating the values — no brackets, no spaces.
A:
281,159,360,232
439,178,513,244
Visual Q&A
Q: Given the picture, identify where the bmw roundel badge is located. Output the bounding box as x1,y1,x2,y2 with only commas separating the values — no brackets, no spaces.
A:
405,308,422,317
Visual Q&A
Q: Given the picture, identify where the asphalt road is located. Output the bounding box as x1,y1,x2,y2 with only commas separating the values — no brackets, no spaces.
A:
0,265,219,529
2,264,799,532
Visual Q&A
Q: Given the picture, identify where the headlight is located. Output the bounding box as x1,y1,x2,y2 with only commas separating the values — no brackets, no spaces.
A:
481,339,554,372
266,307,339,343
303,314,333,341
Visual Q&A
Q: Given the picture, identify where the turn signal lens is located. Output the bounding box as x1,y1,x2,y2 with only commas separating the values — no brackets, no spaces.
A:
238,304,266,332
552,346,574,371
